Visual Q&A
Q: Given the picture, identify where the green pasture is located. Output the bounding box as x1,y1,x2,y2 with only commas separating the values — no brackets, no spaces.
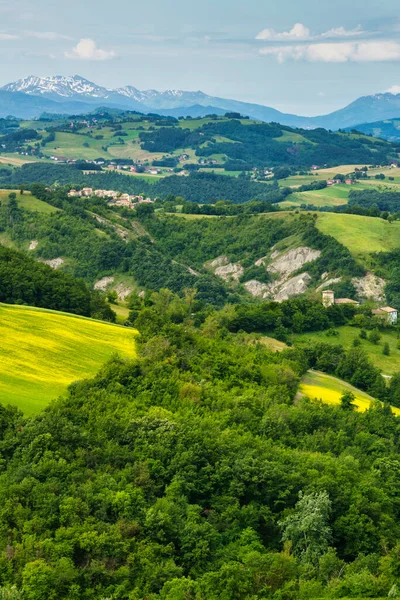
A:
293,325,400,376
316,212,400,255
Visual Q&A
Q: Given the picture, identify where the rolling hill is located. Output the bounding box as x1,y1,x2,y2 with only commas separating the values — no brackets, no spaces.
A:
0,303,137,415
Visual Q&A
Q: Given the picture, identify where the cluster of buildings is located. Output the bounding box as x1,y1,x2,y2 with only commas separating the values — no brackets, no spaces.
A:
322,290,398,325
67,187,154,208
327,179,356,186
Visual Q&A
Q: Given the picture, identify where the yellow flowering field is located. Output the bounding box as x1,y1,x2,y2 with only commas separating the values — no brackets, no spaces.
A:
0,303,138,415
300,370,400,416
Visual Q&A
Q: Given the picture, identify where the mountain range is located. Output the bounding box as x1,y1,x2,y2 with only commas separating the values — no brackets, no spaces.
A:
2,75,400,131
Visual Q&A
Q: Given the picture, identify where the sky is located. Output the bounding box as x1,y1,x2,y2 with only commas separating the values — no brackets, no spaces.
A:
1,0,400,115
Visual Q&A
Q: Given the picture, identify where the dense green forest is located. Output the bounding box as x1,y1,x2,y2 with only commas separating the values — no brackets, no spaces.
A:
1,296,400,598
348,189,400,212
0,164,291,204
0,244,114,320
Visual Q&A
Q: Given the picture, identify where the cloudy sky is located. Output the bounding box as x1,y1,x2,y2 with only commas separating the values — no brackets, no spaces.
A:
1,0,400,115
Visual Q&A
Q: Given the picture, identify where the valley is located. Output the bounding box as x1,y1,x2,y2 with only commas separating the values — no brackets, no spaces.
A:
1,102,400,600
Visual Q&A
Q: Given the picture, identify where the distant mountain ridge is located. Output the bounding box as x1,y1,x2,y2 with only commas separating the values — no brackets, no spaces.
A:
3,75,400,131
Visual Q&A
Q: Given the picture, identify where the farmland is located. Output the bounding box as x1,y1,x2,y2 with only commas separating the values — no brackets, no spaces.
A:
293,325,400,376
299,370,400,415
0,303,137,414
0,189,58,213
316,212,400,255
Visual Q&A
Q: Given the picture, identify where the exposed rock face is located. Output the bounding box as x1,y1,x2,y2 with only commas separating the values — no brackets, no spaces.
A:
94,276,115,291
247,246,320,301
42,258,64,270
244,280,270,297
268,247,321,277
316,277,342,292
215,262,244,282
206,256,229,269
352,272,386,301
115,283,132,301
206,256,244,282
28,240,38,251
274,273,312,301
245,272,312,301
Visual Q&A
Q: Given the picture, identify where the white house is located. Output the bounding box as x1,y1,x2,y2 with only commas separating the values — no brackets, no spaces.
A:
372,307,398,325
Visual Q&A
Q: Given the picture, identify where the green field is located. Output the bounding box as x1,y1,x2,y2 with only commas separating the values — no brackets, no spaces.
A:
299,370,400,415
316,212,400,255
283,184,357,207
0,190,57,214
293,325,400,375
0,304,138,415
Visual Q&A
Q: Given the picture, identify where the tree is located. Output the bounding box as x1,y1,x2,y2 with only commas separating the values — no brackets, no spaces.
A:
340,390,355,410
383,342,390,356
369,329,381,345
279,491,332,564
360,329,367,340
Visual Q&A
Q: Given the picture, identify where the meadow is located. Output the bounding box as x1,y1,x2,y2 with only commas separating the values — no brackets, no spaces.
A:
293,325,400,375
283,184,358,207
316,212,400,255
0,303,137,415
0,189,57,214
299,370,400,415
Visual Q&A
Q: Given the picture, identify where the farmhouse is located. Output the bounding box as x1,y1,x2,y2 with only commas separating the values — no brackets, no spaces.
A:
372,306,398,325
345,179,355,185
81,188,93,197
322,291,359,308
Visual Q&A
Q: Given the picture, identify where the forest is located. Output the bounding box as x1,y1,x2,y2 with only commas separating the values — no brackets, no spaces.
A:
138,119,396,168
0,164,291,205
0,293,400,598
348,189,400,212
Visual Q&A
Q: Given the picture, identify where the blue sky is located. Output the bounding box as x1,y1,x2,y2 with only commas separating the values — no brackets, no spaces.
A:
1,0,400,115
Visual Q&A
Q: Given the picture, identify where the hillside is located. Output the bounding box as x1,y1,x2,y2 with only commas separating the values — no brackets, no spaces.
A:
0,112,396,173
0,303,137,414
0,299,399,599
346,118,400,142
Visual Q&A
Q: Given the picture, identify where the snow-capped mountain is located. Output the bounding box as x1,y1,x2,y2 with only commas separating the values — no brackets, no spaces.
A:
2,75,112,99
2,75,400,130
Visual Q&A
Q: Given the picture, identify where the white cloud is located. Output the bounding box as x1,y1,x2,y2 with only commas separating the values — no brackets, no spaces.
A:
0,33,19,40
27,31,73,41
320,25,363,38
64,38,116,61
260,40,400,63
256,23,310,41
387,85,400,95
256,23,363,42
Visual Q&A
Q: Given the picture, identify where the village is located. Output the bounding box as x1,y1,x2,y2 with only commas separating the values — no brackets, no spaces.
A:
67,187,155,209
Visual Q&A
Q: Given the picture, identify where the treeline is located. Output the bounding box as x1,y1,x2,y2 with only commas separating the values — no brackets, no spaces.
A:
0,244,108,318
226,296,356,337
1,298,400,597
348,188,400,212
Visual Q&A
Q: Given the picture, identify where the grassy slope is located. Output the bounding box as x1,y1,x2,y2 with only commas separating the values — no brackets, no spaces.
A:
293,326,400,375
316,212,400,255
299,370,400,415
0,190,58,214
283,184,357,207
0,303,138,415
